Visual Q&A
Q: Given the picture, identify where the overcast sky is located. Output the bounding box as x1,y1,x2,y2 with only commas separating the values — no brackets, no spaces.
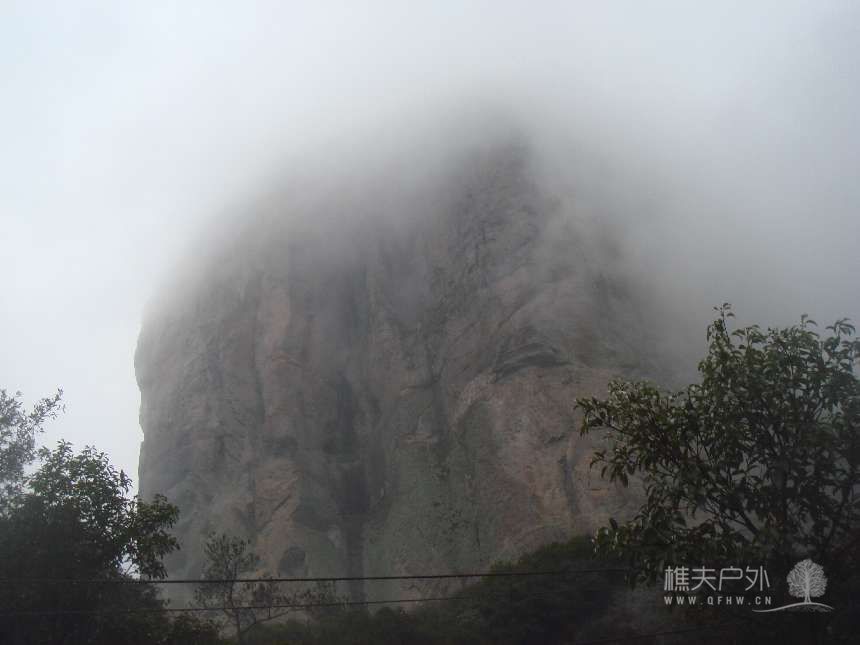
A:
2,1,859,486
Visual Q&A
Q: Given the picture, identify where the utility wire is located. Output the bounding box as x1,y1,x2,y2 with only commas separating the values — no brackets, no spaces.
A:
1,599,743,645
0,586,743,645
0,567,629,586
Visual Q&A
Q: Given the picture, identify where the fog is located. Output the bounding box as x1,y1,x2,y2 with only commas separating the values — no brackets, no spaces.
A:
2,1,859,485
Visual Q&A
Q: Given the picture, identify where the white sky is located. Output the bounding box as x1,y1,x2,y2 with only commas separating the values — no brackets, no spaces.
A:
2,1,858,486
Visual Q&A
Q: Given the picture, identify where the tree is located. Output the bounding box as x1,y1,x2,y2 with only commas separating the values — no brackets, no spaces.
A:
0,388,62,512
25,440,179,579
194,532,340,644
0,439,204,645
576,305,860,586
0,388,220,644
787,558,827,604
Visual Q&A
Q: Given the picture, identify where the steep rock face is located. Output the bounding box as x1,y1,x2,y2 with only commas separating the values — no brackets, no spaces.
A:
136,139,650,601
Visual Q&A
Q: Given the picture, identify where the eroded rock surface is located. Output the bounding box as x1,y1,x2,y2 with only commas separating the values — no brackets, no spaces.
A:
136,137,653,601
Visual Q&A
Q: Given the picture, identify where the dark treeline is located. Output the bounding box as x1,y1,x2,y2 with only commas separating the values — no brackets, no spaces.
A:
0,389,220,645
3,309,860,643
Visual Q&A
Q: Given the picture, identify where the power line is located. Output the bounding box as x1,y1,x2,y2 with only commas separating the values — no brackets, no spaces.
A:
0,587,743,645
0,566,629,586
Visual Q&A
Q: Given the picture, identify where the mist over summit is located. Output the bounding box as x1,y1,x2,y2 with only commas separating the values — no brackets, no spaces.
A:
135,42,860,591
135,123,666,600
4,3,858,487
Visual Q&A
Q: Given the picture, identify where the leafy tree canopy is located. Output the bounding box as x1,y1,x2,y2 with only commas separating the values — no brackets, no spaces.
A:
0,389,218,644
577,305,860,586
0,388,62,511
21,440,179,580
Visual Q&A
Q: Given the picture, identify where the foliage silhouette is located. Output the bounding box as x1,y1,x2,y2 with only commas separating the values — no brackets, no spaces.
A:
0,389,220,645
577,305,860,586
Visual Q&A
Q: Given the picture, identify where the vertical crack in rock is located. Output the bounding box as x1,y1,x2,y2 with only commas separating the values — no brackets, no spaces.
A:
137,135,655,601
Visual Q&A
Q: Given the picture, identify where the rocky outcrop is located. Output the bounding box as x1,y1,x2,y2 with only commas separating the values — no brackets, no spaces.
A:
136,135,653,601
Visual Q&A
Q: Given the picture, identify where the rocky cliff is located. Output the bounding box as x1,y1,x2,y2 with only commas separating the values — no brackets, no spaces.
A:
136,133,654,601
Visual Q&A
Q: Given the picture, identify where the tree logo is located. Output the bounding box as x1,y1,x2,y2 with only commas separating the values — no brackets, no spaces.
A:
753,559,834,612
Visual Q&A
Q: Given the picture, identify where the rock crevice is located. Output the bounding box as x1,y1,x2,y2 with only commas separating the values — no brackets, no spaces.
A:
137,138,649,600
